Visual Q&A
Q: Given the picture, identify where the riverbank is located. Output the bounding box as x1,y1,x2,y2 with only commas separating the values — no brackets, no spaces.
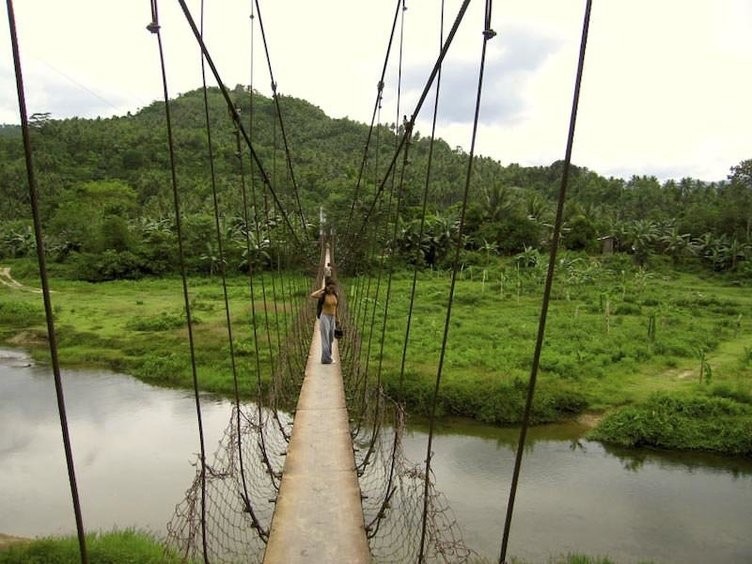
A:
0,535,27,550
0,530,185,563
0,529,645,564
1,259,751,456
2,358,750,563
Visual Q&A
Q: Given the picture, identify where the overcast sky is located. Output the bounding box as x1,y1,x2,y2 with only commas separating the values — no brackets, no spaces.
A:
1,0,750,182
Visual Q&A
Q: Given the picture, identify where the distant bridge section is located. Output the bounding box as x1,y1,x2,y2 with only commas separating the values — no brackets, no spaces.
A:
263,248,370,563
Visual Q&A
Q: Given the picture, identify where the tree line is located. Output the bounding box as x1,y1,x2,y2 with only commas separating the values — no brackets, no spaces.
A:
0,86,750,280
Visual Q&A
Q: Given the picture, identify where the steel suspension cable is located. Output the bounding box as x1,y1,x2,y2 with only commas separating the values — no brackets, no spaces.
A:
252,159,286,449
175,0,302,250
359,128,412,476
265,148,297,441
246,17,292,452
374,0,409,397
147,3,209,561
237,0,279,499
344,57,394,369
252,0,308,236
357,0,411,474
348,91,387,409
278,257,304,375
197,0,261,535
351,107,392,438
352,0,472,243
360,0,410,405
372,0,447,535
398,0,445,404
499,2,593,561
243,10,289,448
343,0,403,245
418,0,495,560
233,125,273,534
258,142,292,443
6,1,88,561
267,111,287,381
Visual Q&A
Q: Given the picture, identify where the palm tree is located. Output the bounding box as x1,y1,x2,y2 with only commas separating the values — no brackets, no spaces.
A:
626,219,659,265
480,239,498,266
727,238,749,270
659,226,691,264
200,242,221,276
4,225,35,258
515,245,540,268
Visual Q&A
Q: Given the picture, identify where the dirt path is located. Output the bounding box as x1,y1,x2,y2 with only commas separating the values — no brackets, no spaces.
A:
576,412,605,429
0,533,29,549
0,266,42,293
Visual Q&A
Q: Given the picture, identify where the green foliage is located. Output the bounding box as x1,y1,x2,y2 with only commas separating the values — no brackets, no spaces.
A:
0,300,45,326
131,351,191,386
2,87,750,279
589,393,752,455
0,529,188,564
69,251,145,282
709,383,752,404
125,311,186,331
0,272,305,400
354,256,752,449
0,221,36,259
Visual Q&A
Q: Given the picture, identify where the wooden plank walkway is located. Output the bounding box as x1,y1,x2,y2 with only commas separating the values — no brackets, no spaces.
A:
263,303,370,562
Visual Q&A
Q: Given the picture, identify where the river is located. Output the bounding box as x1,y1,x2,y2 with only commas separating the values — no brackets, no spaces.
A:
1,348,751,563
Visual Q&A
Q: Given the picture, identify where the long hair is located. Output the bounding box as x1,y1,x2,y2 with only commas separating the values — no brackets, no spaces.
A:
324,282,338,299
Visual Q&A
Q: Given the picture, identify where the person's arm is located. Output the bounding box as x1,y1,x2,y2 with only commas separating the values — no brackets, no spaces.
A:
310,288,324,299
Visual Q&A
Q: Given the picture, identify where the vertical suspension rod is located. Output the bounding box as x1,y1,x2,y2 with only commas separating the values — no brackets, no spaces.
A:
499,1,593,562
5,1,88,562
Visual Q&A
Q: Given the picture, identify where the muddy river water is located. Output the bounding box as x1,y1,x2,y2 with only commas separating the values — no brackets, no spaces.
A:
1,349,750,562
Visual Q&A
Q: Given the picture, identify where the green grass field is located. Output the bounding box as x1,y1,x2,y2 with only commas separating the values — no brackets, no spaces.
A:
361,260,752,411
1,254,751,454
0,261,310,398
0,530,188,563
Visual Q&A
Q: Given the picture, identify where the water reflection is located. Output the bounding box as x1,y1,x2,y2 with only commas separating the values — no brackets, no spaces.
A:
0,349,233,539
602,443,752,477
2,350,751,563
403,417,752,563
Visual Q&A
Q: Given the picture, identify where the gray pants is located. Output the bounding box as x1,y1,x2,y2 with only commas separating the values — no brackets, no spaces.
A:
320,314,335,363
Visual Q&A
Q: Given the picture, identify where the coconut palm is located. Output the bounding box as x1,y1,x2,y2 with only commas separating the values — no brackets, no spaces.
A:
659,225,692,264
625,219,659,265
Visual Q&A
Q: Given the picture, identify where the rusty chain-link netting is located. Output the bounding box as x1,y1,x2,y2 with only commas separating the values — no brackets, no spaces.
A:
353,394,476,563
163,257,475,563
165,406,290,562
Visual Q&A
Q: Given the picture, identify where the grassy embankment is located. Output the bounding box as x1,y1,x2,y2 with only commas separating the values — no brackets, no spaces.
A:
352,254,752,455
0,259,308,399
0,530,188,563
1,255,751,455
0,531,622,564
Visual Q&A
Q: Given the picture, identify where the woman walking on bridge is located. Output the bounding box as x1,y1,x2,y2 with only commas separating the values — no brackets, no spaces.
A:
310,282,338,364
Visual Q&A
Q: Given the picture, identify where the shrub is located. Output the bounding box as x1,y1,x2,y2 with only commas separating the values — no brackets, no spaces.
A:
0,300,45,325
125,312,187,331
709,383,752,405
132,352,189,385
614,302,641,315
589,392,752,455
70,251,145,282
599,253,633,275
0,529,186,564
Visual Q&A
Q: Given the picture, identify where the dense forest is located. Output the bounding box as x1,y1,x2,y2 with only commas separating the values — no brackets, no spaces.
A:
1,86,750,280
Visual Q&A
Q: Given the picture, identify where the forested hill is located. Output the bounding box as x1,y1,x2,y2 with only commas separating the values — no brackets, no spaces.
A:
0,86,750,279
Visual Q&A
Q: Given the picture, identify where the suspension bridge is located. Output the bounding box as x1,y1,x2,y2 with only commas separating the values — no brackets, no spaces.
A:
5,0,593,562
263,248,369,563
